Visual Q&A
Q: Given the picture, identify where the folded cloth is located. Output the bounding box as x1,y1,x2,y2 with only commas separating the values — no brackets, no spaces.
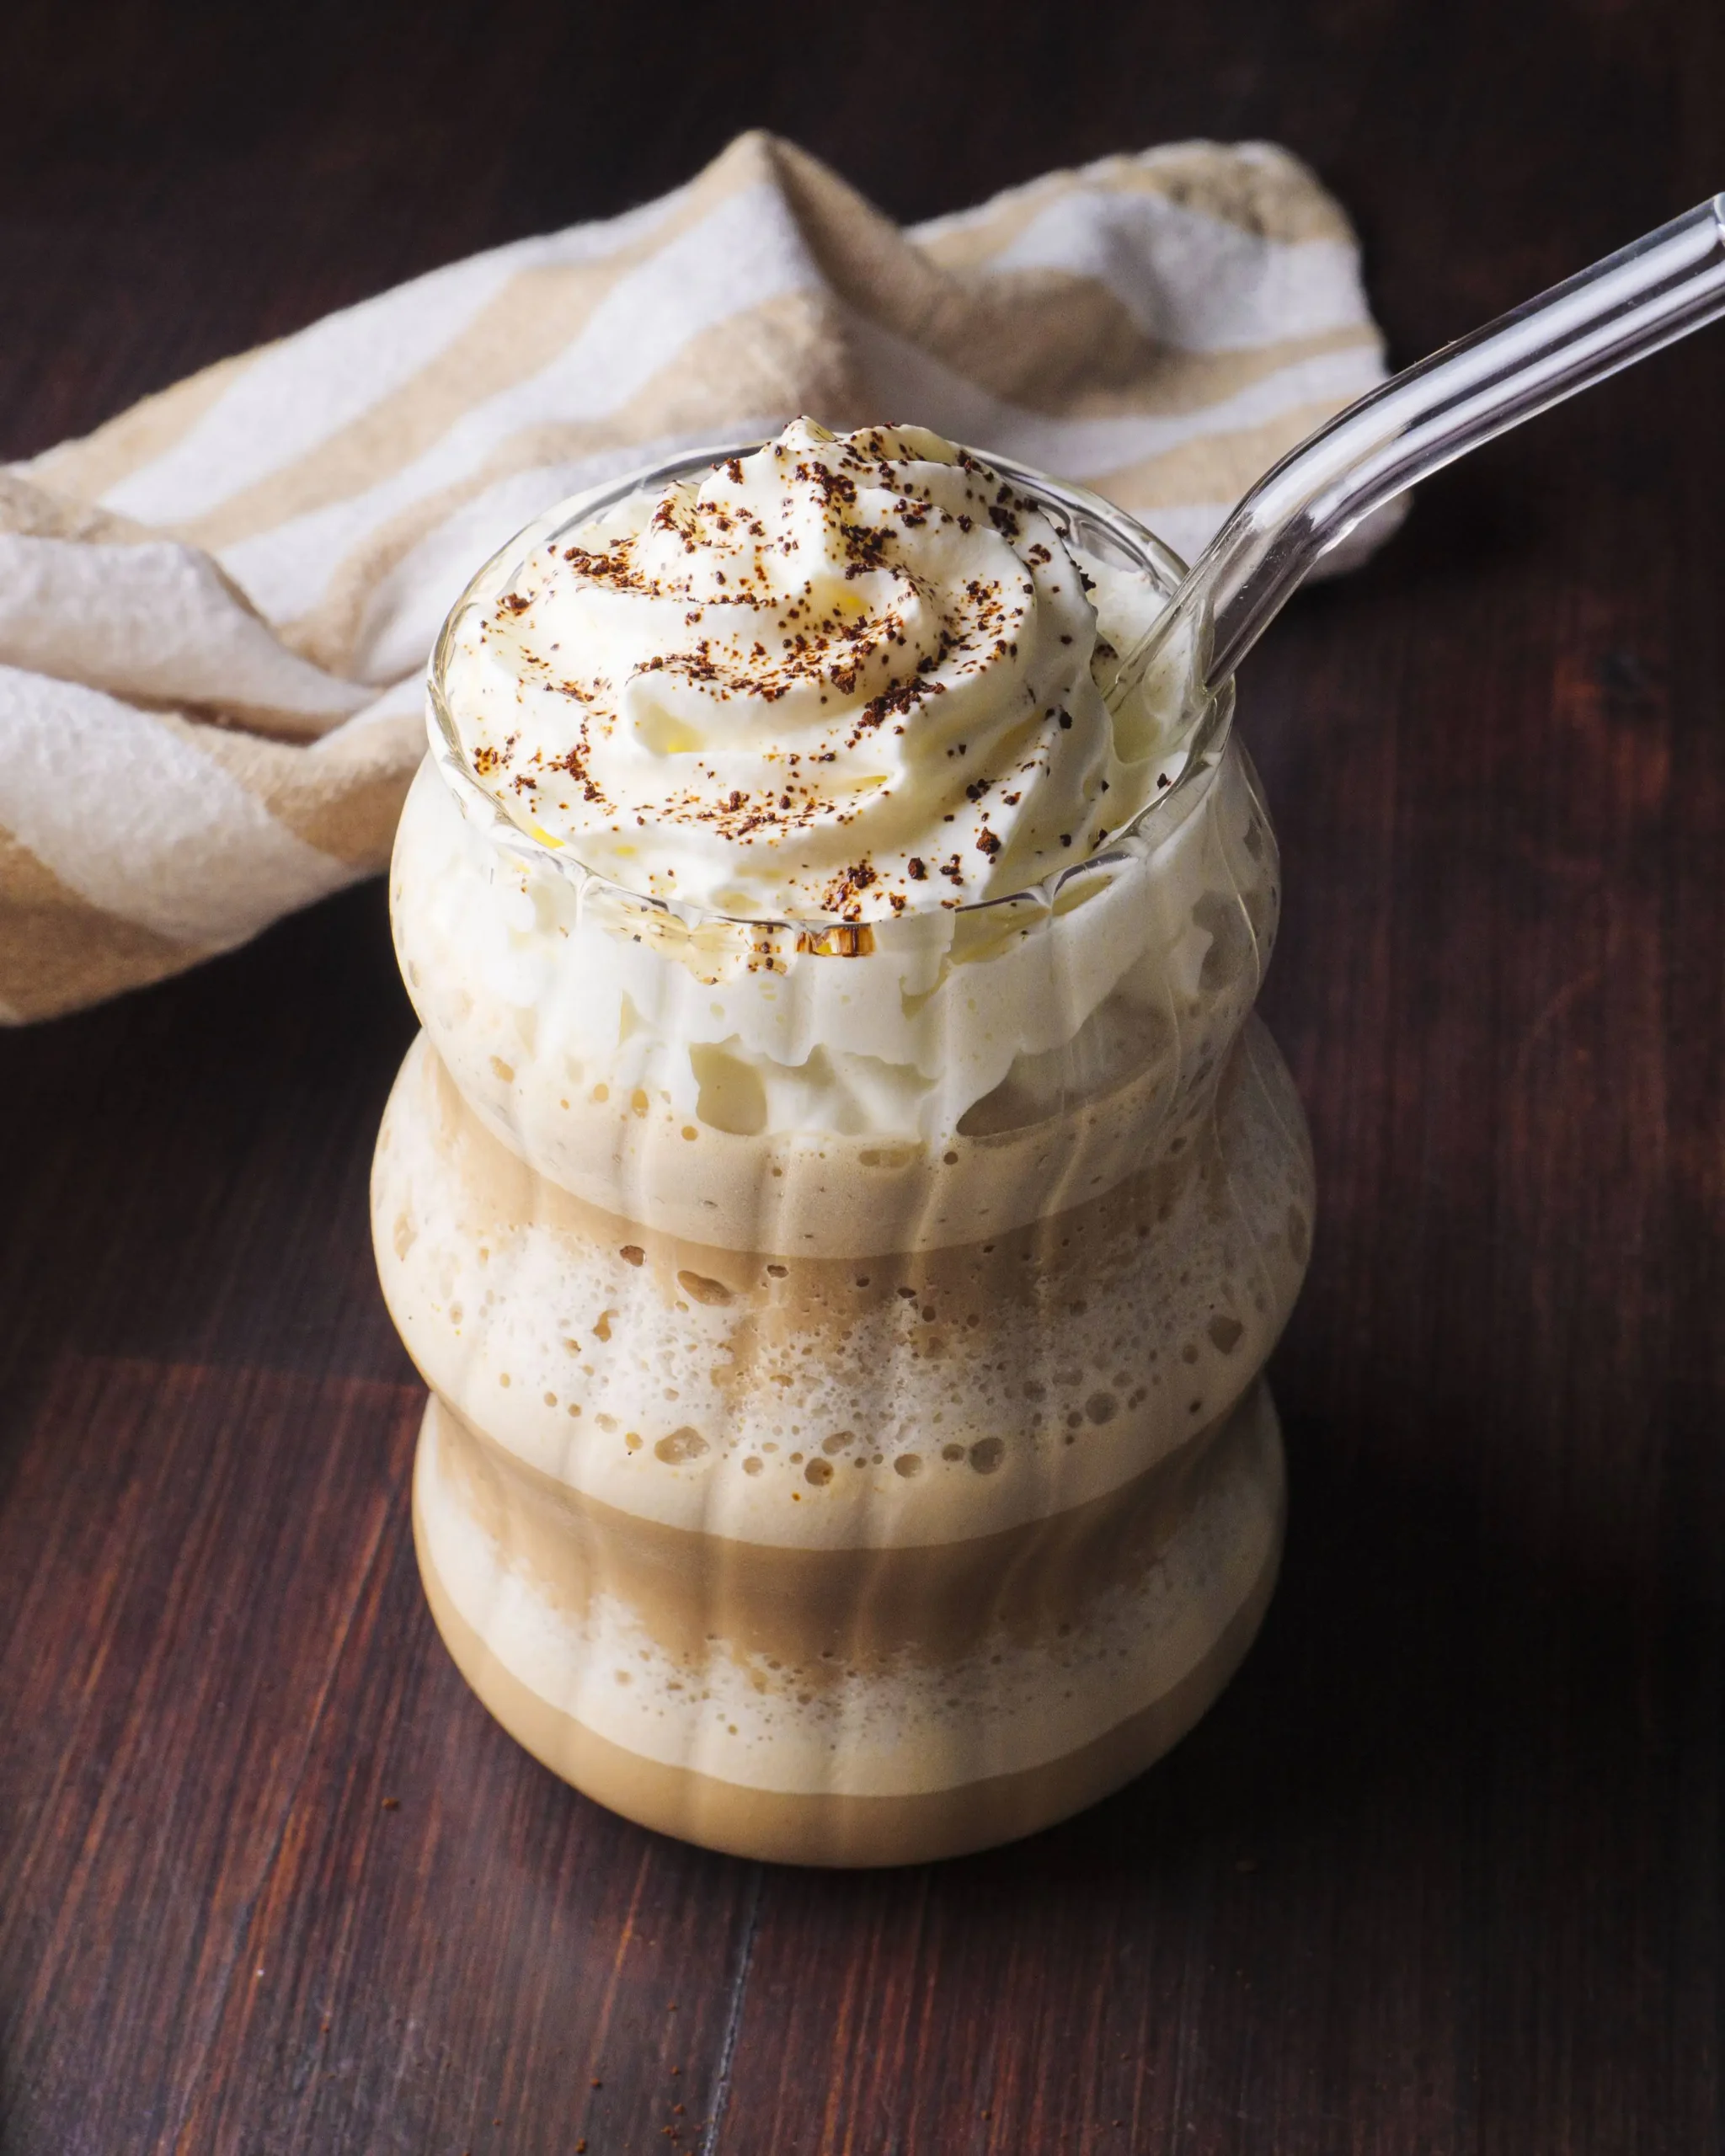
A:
0,130,1393,1023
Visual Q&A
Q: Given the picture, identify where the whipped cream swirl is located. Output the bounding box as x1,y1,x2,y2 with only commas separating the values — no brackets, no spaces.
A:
442,419,1165,921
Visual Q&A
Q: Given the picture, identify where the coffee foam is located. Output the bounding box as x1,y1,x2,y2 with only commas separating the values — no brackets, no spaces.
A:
389,713,1277,1228
419,1500,1279,1865
372,1017,1311,1549
414,1380,1284,1800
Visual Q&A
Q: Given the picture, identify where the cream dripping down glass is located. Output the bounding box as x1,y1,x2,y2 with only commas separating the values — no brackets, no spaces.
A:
372,419,1313,1865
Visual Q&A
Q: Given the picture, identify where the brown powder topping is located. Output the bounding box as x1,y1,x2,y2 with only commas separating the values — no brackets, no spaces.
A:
449,419,1141,920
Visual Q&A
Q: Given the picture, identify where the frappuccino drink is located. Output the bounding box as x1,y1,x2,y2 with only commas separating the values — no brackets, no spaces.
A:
372,422,1312,1865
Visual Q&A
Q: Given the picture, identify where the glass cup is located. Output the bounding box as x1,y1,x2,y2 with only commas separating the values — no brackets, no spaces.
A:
372,444,1314,1865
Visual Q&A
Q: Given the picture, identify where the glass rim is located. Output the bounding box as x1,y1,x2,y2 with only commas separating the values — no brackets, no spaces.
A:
424,434,1232,940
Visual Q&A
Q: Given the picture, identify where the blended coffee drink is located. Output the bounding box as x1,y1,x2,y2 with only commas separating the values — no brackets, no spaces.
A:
372,420,1312,1865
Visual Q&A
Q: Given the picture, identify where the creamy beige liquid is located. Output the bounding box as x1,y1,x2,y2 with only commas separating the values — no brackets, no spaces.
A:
372,424,1313,1863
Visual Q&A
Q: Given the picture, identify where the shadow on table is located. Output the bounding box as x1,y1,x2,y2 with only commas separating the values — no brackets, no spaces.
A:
734,1335,1713,1976
698,1353,1717,2142
971,1364,1706,1890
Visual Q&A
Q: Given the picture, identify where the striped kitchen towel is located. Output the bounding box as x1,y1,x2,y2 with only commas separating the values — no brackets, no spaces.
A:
0,129,1393,1022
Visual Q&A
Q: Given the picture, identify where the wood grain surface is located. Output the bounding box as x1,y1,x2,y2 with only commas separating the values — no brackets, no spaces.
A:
3,2,1723,2149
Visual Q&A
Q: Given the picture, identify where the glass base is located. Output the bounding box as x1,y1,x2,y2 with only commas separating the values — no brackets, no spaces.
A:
410,1381,1284,1867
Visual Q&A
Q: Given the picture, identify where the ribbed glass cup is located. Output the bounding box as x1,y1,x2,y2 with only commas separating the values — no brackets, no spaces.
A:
372,442,1314,1865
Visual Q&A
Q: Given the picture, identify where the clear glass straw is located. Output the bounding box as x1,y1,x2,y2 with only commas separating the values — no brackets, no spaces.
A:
1126,195,1725,696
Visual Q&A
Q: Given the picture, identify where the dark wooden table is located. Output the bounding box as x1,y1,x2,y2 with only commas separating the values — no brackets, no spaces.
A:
4,3,1723,2149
